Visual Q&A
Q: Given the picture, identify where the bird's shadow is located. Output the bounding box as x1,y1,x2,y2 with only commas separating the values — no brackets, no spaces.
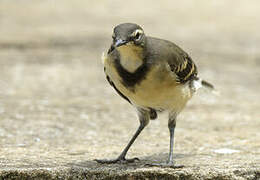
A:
66,153,195,170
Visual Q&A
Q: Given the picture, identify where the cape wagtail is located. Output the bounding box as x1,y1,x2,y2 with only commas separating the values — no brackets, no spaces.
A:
95,23,214,167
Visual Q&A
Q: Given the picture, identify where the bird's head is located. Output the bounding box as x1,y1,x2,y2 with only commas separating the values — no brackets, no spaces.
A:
111,23,146,48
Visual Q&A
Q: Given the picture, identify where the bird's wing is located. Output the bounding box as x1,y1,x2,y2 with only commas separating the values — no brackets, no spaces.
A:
167,52,198,84
147,37,198,84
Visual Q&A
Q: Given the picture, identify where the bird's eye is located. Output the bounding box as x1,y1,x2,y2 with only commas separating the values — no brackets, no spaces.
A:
133,30,143,42
135,32,140,40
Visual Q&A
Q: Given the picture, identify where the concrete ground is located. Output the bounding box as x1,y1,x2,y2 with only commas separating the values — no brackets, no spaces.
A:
0,0,259,179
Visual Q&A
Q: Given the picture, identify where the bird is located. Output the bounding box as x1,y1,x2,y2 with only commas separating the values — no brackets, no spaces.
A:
95,23,214,167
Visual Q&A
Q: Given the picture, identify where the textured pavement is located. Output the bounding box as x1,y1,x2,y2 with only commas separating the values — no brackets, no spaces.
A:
0,0,259,179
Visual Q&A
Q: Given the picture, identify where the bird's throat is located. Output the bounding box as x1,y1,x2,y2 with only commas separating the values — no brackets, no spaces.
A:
116,45,144,73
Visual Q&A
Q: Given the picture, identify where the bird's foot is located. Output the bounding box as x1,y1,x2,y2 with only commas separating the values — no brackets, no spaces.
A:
145,161,184,168
94,157,140,164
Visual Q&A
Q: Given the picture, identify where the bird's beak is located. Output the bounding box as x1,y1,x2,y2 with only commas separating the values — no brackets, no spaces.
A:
115,39,127,47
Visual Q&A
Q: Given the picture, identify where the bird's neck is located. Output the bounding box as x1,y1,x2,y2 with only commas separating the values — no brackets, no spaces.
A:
116,45,145,73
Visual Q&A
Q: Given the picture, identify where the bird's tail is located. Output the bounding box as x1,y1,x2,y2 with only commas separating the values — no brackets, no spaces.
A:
193,77,215,92
201,79,214,90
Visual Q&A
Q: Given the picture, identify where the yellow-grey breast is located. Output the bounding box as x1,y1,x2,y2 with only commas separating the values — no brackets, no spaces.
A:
103,23,199,114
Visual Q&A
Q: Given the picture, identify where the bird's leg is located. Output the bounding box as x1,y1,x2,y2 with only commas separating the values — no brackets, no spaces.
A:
146,113,184,168
95,108,150,164
167,116,180,166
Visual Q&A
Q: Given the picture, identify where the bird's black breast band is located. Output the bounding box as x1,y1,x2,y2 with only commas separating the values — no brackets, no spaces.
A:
113,55,149,88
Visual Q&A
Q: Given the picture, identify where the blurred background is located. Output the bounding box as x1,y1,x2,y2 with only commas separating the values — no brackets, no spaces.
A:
0,0,259,168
